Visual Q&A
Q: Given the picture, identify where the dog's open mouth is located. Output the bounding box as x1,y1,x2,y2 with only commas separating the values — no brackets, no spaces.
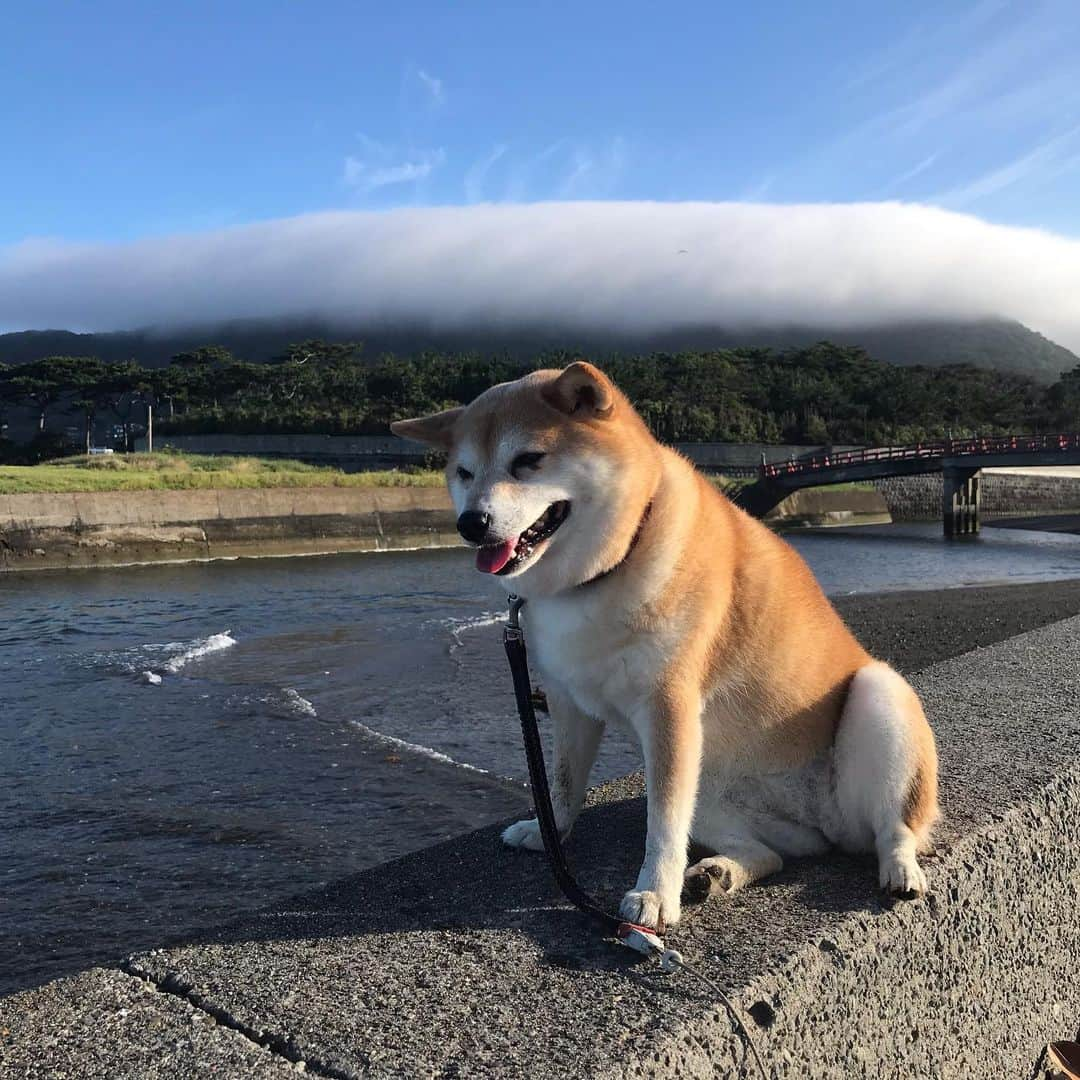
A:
476,501,571,575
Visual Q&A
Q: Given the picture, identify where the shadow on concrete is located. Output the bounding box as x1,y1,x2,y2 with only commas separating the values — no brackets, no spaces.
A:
129,779,902,988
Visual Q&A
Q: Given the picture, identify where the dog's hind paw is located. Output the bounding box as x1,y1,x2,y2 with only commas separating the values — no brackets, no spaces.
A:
501,818,545,851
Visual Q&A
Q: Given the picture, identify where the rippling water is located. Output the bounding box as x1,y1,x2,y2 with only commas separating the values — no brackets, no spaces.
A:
4,520,1080,994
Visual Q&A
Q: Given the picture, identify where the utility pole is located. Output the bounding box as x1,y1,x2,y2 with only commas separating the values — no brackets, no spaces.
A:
146,399,153,453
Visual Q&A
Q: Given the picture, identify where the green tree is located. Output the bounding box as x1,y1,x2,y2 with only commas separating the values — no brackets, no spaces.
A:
11,356,101,432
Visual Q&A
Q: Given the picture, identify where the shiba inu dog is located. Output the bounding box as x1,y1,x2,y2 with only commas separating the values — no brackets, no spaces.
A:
392,362,938,931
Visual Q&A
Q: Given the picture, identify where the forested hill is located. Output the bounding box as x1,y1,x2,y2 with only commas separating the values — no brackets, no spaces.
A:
1,316,1077,381
7,341,1080,451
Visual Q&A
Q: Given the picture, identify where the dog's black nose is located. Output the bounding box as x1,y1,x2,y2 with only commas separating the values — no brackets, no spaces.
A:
457,511,492,543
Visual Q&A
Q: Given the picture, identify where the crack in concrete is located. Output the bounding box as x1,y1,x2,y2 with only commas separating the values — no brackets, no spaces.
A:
120,958,359,1080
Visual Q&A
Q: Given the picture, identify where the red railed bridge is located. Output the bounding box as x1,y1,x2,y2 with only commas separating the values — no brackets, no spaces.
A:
736,433,1080,537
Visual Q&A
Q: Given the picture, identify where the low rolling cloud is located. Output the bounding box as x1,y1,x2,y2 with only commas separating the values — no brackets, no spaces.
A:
3,201,1080,352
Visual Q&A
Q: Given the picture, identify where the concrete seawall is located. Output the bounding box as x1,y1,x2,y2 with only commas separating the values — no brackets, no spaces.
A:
0,487,458,571
7,468,1077,573
4,612,1080,1077
876,469,1080,522
0,485,889,571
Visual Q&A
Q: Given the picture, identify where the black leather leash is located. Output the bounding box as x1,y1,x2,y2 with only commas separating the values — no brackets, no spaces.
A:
500,592,773,1080
502,593,624,936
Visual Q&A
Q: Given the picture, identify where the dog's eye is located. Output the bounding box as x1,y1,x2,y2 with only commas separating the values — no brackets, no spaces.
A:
511,452,545,476
456,466,474,482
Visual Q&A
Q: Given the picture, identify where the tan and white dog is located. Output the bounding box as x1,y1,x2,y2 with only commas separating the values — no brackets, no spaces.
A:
392,362,938,931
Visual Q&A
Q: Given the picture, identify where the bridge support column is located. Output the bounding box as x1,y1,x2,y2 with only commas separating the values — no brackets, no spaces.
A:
943,468,981,538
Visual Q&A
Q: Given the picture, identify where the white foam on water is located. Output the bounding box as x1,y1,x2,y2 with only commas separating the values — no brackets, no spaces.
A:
282,689,318,717
348,719,496,777
162,631,237,674
91,634,234,681
441,610,506,666
434,610,506,637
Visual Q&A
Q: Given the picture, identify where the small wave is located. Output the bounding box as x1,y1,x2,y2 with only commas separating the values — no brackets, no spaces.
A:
348,720,492,775
282,689,318,717
88,633,235,679
223,687,319,719
162,632,237,674
141,671,163,685
441,610,506,662
438,610,506,635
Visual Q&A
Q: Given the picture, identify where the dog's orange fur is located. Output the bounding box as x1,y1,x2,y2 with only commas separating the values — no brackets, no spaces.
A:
393,360,940,920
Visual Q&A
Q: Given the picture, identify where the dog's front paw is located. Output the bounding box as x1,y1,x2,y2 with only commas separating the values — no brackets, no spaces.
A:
619,889,681,931
501,818,546,851
879,854,928,900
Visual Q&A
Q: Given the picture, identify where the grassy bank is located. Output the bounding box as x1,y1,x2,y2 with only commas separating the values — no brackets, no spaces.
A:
0,452,878,498
0,453,444,494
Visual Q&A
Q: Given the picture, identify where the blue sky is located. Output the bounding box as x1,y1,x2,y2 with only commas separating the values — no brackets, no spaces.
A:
2,0,1079,245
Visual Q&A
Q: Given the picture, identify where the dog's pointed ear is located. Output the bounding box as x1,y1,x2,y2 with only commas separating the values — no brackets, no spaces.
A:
542,362,616,420
390,407,463,449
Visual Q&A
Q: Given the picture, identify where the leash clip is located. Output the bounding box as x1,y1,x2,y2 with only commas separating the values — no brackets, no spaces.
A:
616,921,665,956
506,593,526,637
617,922,683,972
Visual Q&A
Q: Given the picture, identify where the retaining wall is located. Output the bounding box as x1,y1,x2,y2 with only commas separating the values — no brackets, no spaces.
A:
876,470,1080,522
0,485,889,571
0,487,458,571
7,469,1079,572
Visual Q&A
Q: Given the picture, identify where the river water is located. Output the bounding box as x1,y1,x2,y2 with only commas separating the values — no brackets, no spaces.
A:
5,521,1080,995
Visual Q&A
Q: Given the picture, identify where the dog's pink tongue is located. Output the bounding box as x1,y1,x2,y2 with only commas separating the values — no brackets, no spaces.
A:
476,539,517,574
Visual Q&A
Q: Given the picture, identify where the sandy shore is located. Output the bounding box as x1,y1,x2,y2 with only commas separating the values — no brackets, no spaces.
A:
835,576,1080,671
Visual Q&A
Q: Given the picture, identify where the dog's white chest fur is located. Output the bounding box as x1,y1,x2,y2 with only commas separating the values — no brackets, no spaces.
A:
525,593,667,733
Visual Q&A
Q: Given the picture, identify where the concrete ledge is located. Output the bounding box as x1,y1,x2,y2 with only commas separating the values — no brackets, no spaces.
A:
0,486,457,571
5,615,1071,1077
0,968,295,1079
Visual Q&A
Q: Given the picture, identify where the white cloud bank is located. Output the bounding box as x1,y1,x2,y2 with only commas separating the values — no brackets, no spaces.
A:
3,201,1080,352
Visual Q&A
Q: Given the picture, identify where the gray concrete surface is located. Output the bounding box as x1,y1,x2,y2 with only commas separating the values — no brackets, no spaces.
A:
6,613,1078,1077
0,968,297,1078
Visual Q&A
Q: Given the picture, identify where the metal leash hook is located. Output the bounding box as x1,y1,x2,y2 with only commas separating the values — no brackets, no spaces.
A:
507,592,525,633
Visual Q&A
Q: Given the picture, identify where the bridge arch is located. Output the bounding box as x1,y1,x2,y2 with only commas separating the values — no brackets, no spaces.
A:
734,434,1080,537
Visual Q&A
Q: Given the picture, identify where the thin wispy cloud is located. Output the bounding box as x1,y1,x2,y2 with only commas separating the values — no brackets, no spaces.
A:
559,148,595,196
557,137,627,198
935,126,1080,205
464,144,508,203
3,201,1080,353
739,175,776,203
400,63,446,115
342,135,445,193
464,138,626,203
783,1,1079,217
415,68,445,107
880,153,940,195
849,1,1061,141
844,0,1009,91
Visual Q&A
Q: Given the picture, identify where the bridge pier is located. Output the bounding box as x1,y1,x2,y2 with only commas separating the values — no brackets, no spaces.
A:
943,468,981,538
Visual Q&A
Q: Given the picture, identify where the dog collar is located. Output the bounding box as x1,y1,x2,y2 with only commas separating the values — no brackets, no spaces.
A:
576,500,653,590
